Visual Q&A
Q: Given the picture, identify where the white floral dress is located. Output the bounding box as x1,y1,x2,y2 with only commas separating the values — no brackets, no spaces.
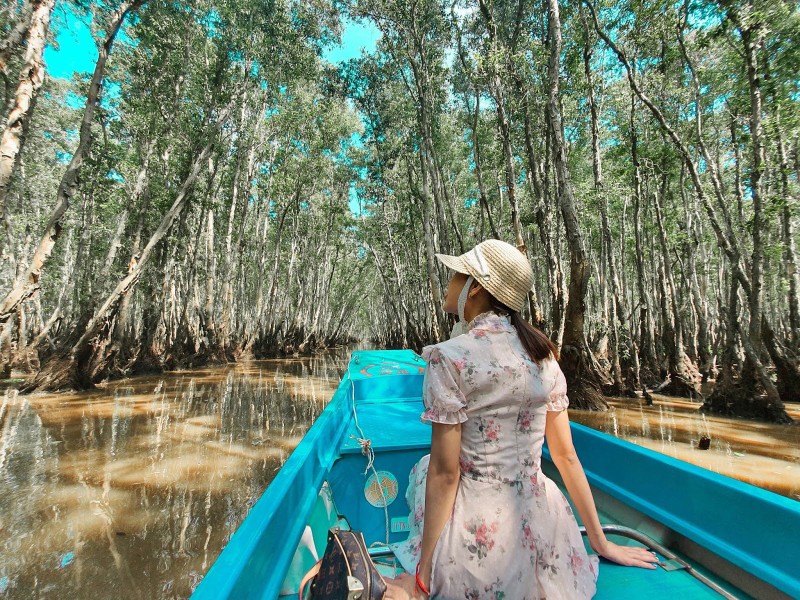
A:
390,311,599,600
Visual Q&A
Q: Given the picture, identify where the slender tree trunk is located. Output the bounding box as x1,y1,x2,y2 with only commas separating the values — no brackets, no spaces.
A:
0,0,142,325
775,117,800,348
416,140,447,340
548,0,605,410
521,96,560,332
469,94,499,240
630,94,657,386
740,21,767,387
0,0,35,76
581,6,626,394
651,170,700,397
0,0,55,216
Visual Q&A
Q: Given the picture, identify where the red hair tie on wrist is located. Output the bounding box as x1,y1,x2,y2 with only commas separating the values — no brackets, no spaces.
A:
415,563,430,596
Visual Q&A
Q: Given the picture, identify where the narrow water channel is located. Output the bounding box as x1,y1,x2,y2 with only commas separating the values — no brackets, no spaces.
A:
569,395,800,500
0,352,797,599
0,350,350,599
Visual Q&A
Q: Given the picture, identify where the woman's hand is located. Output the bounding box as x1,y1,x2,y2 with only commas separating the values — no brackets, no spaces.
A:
593,540,660,569
385,573,428,600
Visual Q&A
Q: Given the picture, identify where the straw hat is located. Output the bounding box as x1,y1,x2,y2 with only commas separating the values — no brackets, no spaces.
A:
435,239,533,312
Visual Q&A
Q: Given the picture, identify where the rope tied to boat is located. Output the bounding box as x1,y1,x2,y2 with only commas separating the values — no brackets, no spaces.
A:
350,435,374,470
346,363,391,545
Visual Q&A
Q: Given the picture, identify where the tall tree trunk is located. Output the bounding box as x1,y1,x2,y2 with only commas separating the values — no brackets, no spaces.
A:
740,19,767,393
548,0,606,410
521,94,561,333
581,6,626,394
651,169,700,397
0,0,35,76
415,143,447,340
469,94,499,241
774,115,800,348
0,0,142,325
0,0,55,216
630,94,657,387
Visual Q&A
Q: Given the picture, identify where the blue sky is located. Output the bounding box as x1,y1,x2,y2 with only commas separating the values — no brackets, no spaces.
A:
44,8,380,215
44,8,380,80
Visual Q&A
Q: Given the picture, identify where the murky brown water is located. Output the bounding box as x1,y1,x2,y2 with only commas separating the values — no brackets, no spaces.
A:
1,355,798,600
569,395,800,500
0,350,350,599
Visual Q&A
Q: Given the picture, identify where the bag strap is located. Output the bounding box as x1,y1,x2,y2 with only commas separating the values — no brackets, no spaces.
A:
298,560,322,600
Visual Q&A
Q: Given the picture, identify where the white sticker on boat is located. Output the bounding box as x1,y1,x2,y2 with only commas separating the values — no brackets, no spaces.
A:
391,517,409,533
364,470,399,508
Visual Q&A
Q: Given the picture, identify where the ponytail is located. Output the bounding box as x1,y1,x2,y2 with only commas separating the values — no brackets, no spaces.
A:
486,295,558,362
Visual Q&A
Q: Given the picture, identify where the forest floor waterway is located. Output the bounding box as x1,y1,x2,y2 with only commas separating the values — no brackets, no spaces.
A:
0,357,798,599
569,395,800,500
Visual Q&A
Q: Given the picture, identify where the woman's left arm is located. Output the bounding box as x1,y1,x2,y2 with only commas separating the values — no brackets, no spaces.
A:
545,409,659,569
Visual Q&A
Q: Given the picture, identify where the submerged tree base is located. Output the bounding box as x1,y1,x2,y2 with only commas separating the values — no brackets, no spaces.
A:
654,374,702,400
560,343,609,411
702,378,794,424
21,354,86,393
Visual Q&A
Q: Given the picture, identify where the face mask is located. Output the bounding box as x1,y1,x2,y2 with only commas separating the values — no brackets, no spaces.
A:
449,275,475,339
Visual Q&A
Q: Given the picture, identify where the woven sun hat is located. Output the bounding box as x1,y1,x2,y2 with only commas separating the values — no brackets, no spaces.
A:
435,239,533,312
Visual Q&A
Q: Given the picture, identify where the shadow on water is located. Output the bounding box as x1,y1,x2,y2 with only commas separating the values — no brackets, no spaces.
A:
0,347,353,599
569,395,800,500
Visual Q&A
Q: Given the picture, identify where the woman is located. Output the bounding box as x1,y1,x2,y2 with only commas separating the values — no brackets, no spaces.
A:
386,240,658,600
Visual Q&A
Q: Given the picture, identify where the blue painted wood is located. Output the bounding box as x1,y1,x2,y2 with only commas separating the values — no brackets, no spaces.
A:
544,424,800,599
190,379,354,600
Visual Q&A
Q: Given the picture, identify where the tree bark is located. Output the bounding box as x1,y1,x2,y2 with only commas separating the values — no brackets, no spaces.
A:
0,0,55,216
0,0,35,76
548,0,606,410
580,5,627,394
651,170,700,398
0,0,143,325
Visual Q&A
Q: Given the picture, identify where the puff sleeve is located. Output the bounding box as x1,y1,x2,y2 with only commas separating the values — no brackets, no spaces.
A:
419,345,468,425
546,362,570,412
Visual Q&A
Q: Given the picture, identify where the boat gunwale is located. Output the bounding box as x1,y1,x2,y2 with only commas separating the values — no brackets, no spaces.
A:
190,371,355,600
546,422,800,599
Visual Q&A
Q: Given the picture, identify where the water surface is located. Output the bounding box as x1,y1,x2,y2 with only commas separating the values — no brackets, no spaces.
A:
1,356,798,600
569,395,800,500
0,351,349,599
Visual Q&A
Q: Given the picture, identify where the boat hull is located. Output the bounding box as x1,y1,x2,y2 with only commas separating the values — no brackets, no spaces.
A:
191,350,800,600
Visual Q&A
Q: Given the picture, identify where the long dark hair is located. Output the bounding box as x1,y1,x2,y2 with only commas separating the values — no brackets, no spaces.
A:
486,294,559,362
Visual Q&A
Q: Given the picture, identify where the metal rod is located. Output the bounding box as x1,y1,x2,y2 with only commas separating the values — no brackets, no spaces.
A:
580,524,740,600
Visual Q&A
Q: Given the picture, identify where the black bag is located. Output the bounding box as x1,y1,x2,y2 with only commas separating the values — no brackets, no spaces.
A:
298,528,387,600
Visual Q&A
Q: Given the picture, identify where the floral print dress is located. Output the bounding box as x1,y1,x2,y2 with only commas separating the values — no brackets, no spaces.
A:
390,311,599,599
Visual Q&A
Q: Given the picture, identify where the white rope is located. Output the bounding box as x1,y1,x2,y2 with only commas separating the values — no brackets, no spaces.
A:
344,362,391,546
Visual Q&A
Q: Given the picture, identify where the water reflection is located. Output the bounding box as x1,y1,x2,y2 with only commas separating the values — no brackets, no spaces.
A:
2,353,799,599
0,350,350,599
569,395,800,500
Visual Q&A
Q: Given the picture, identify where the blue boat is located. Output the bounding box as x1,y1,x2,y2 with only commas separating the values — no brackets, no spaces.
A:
191,350,800,599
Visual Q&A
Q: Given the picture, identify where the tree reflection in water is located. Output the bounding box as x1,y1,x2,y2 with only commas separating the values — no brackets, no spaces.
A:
0,349,349,599
1,355,798,599
569,395,800,500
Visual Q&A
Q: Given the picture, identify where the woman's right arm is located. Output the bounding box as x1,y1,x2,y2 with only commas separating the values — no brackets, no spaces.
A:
545,408,659,569
416,421,462,592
